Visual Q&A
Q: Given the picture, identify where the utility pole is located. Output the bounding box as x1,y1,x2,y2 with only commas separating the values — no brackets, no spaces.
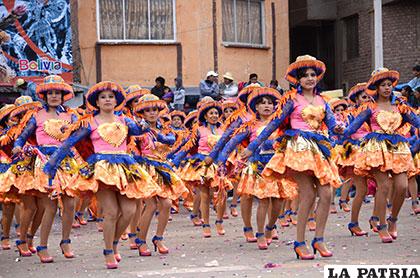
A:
373,0,383,68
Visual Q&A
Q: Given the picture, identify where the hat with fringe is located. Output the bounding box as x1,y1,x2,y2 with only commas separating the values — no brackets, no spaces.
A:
247,87,282,115
285,55,326,85
185,110,198,129
10,96,42,118
170,110,186,122
86,81,125,111
198,99,222,124
36,75,74,102
237,83,261,104
348,82,367,103
0,104,16,123
366,68,399,96
134,94,167,113
222,99,239,111
159,106,171,123
329,98,348,110
125,85,150,105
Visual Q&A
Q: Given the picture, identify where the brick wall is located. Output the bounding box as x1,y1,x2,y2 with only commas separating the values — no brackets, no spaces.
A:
340,8,373,89
338,0,419,90
382,0,420,83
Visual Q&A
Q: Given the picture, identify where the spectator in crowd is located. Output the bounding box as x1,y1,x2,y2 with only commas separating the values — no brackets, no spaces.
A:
151,76,166,99
199,71,220,100
269,79,284,95
219,72,238,100
162,86,174,110
245,73,264,87
173,77,185,111
407,65,420,90
15,78,38,101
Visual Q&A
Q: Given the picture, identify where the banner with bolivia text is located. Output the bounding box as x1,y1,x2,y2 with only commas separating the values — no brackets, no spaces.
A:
0,0,72,84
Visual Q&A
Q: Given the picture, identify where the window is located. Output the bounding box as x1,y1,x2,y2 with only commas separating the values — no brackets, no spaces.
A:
222,0,264,46
343,14,359,60
97,0,175,41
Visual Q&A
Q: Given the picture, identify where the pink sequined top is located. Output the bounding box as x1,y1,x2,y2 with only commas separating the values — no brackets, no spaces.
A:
369,106,400,133
290,94,326,131
249,120,276,142
90,116,128,153
351,123,370,140
35,109,72,146
137,131,172,160
198,125,223,155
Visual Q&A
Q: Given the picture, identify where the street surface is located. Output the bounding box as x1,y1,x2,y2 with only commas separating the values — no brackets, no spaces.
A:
0,198,418,278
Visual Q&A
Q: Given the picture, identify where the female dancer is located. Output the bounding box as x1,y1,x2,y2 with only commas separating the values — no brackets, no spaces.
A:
0,104,18,250
210,86,258,241
172,98,229,237
167,110,200,222
123,85,150,247
343,68,419,242
168,110,188,214
12,76,80,263
219,87,296,249
43,81,161,269
336,83,372,236
1,97,43,254
242,55,343,259
221,100,240,217
330,98,351,213
133,94,187,255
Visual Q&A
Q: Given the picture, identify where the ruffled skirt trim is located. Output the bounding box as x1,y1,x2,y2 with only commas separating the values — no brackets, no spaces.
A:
177,154,219,186
12,155,82,197
79,159,160,199
262,135,342,188
237,163,297,200
408,152,420,178
138,157,187,200
333,142,360,168
354,137,414,176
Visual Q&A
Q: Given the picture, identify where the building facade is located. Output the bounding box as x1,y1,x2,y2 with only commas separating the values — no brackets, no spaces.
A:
72,0,290,89
289,0,420,92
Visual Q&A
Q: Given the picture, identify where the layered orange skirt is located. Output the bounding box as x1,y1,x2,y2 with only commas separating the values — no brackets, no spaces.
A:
78,160,161,199
140,162,187,200
333,143,359,169
13,155,81,197
178,160,217,185
238,163,297,200
0,168,20,203
354,139,414,177
262,135,342,188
